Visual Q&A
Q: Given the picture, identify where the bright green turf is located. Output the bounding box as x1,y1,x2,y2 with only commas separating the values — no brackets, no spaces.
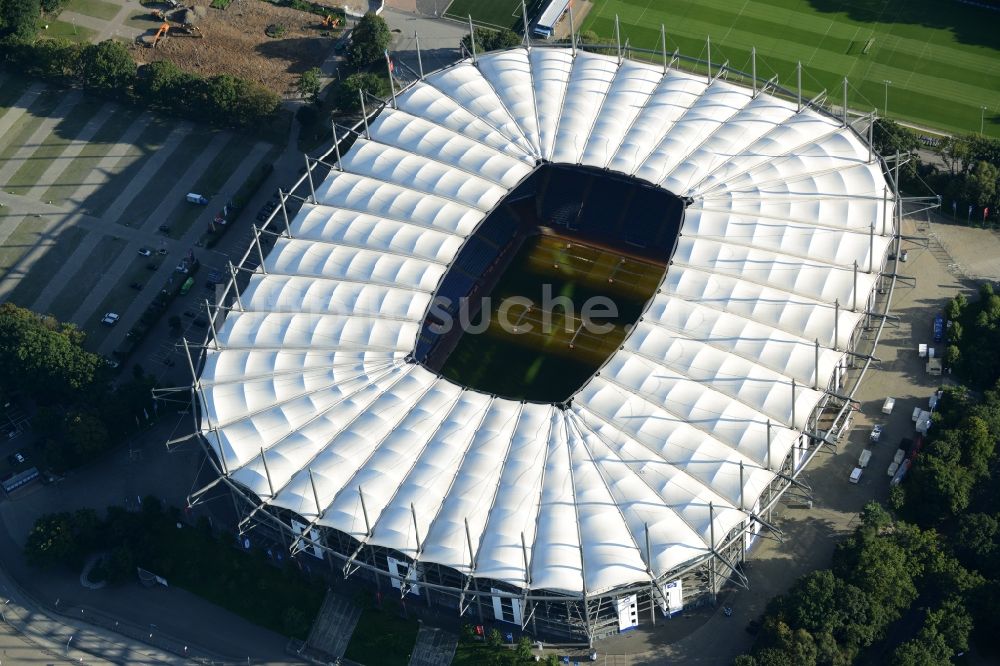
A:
581,0,1000,137
39,19,98,43
444,0,548,30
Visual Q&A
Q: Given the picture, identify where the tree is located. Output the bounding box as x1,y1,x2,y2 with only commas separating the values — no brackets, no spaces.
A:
136,59,187,108
24,513,78,567
462,27,520,54
0,0,40,39
963,160,999,212
64,409,110,459
296,67,322,102
515,636,533,660
333,72,388,113
347,12,390,68
78,40,136,98
0,303,100,398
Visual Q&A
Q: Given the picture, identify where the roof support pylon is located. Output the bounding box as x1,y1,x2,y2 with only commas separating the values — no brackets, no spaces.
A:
568,4,577,56
467,15,477,64
203,298,220,350
613,15,620,63
304,154,316,203
260,446,275,497
415,32,424,79
751,47,757,97
797,61,802,111
360,90,370,138
252,224,267,273
868,112,875,163
739,461,745,511
521,0,530,48
853,261,859,311
706,35,711,83
385,49,397,107
309,468,323,518
814,339,820,389
791,378,797,428
226,261,243,311
834,298,840,350
332,122,343,170
660,25,668,74
277,188,292,237
843,77,849,126
766,419,772,471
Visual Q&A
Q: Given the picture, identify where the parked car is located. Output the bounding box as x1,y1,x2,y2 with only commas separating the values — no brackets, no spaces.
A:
175,261,189,274
138,248,152,257
129,282,143,290
158,225,171,234
870,425,883,442
101,312,120,326
7,452,25,465
157,248,168,256
146,262,159,271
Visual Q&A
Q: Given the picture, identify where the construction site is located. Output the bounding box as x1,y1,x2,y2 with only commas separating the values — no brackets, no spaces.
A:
130,0,342,95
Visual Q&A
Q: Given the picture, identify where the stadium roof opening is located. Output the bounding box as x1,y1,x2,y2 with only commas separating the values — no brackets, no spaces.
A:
415,163,685,402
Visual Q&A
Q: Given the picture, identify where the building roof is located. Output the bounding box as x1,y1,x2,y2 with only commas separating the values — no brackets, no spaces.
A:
197,47,892,597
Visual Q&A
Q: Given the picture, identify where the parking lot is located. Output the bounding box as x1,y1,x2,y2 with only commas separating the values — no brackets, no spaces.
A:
0,72,279,357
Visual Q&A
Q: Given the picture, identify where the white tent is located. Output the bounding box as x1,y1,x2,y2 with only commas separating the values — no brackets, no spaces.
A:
197,47,892,599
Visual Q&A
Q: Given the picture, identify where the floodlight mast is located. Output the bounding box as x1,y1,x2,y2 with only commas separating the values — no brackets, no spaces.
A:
467,15,477,63
706,35,711,83
415,32,424,79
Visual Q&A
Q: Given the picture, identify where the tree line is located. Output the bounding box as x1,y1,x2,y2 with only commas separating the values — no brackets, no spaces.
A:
0,30,279,132
874,120,1000,225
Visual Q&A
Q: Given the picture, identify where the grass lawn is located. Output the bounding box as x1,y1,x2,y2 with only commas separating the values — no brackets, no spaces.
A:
443,0,546,30
38,104,142,207
343,605,420,666
0,89,62,164
582,0,1000,137
5,96,106,195
4,224,88,309
47,234,127,322
113,125,215,227
62,0,121,21
39,19,98,43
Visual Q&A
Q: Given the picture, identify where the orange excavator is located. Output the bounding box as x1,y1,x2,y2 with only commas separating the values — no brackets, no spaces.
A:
150,22,169,47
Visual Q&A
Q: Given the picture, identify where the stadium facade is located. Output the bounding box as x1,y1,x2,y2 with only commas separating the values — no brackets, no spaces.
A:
188,44,900,643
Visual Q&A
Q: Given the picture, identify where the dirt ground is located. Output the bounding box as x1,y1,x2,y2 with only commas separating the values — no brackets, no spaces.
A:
129,0,339,96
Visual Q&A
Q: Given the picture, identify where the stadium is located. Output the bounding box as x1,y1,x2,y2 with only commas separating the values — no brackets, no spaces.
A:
187,42,899,644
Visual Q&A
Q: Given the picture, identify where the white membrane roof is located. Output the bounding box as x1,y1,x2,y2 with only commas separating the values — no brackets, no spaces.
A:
198,48,892,597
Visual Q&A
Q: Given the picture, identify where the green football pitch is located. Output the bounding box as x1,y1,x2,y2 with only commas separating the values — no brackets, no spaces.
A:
582,0,1000,137
443,0,539,29
444,0,1000,137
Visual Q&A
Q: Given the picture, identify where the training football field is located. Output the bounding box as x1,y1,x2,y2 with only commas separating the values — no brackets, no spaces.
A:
581,0,1000,137
443,0,532,29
